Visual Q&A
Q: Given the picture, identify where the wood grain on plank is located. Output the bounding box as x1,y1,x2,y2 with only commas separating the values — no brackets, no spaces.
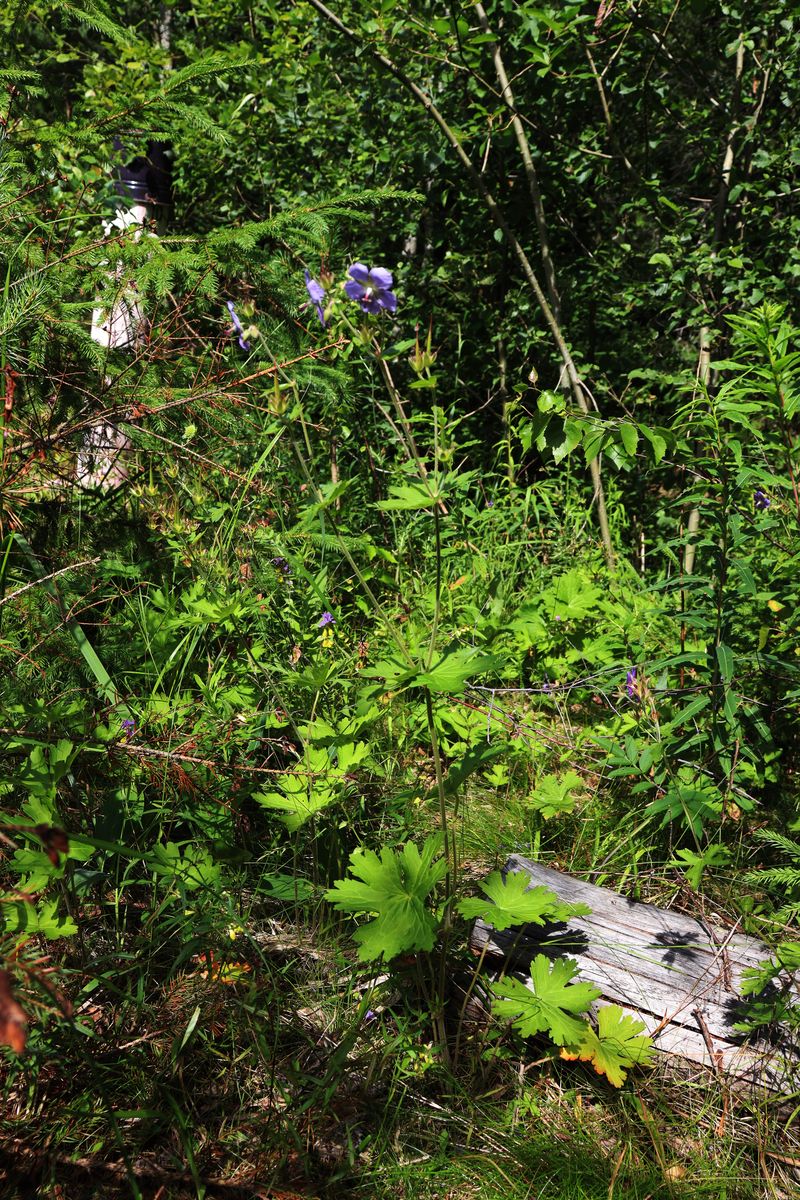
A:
469,856,800,1089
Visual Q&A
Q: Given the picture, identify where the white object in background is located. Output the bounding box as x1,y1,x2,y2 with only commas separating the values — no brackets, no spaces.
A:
75,417,132,490
90,203,149,350
81,205,149,487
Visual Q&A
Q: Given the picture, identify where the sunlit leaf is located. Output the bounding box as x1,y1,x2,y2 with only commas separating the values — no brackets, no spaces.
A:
491,954,599,1045
325,836,446,961
458,870,589,930
417,647,502,694
560,1004,655,1087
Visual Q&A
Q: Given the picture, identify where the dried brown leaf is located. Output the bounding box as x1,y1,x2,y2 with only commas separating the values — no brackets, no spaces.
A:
34,825,69,866
0,970,27,1054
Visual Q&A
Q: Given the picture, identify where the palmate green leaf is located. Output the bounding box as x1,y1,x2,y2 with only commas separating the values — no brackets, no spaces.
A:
526,770,582,819
491,954,600,1045
359,651,420,692
5,898,78,941
646,782,722,838
416,647,502,694
669,844,730,890
560,1005,655,1087
254,773,336,832
253,744,338,830
325,836,446,962
15,740,75,805
377,481,442,511
257,873,316,902
152,843,221,892
545,569,603,621
443,741,509,794
458,871,590,931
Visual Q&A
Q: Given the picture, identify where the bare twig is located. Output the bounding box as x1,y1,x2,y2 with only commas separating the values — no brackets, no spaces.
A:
0,556,100,608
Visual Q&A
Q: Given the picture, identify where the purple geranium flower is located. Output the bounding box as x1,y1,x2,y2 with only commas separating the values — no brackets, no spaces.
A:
120,717,136,740
754,489,771,511
226,300,250,351
625,667,637,699
344,263,397,315
318,612,335,628
304,270,326,326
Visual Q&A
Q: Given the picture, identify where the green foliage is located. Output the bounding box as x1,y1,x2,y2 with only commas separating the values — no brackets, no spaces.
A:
744,829,800,923
493,963,655,1087
669,845,731,891
526,771,583,821
325,836,447,961
490,955,600,1047
152,842,221,893
1,0,800,1186
4,898,78,940
457,871,589,931
417,647,504,695
561,1005,656,1089
254,728,371,831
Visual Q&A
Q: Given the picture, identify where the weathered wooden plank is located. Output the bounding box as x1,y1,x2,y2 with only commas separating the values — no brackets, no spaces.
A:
597,1001,796,1093
503,856,766,968
471,919,743,1042
472,906,744,1000
469,855,800,1091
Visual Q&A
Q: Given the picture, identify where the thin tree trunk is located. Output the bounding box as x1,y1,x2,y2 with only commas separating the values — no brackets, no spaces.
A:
683,37,745,579
302,0,615,570
474,2,560,321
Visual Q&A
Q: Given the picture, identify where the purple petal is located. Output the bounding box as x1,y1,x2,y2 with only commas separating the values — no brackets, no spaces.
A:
379,289,397,313
304,270,325,306
344,279,365,301
347,263,371,286
314,303,326,326
368,266,393,290
226,300,244,334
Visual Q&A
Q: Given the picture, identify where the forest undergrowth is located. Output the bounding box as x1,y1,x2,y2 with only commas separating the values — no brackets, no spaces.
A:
3,2,800,1198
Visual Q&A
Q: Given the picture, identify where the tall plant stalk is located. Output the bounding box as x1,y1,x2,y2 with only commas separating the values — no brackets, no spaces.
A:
684,36,745,578
301,0,616,569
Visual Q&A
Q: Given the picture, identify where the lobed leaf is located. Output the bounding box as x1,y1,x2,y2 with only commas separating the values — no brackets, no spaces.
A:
560,1004,655,1087
491,954,600,1045
325,836,446,962
458,870,590,931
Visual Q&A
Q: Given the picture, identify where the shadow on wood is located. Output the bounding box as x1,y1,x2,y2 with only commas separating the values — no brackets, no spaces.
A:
469,855,800,1095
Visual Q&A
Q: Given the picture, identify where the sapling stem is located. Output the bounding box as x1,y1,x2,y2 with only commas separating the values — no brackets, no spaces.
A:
302,0,615,571
425,686,456,1062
